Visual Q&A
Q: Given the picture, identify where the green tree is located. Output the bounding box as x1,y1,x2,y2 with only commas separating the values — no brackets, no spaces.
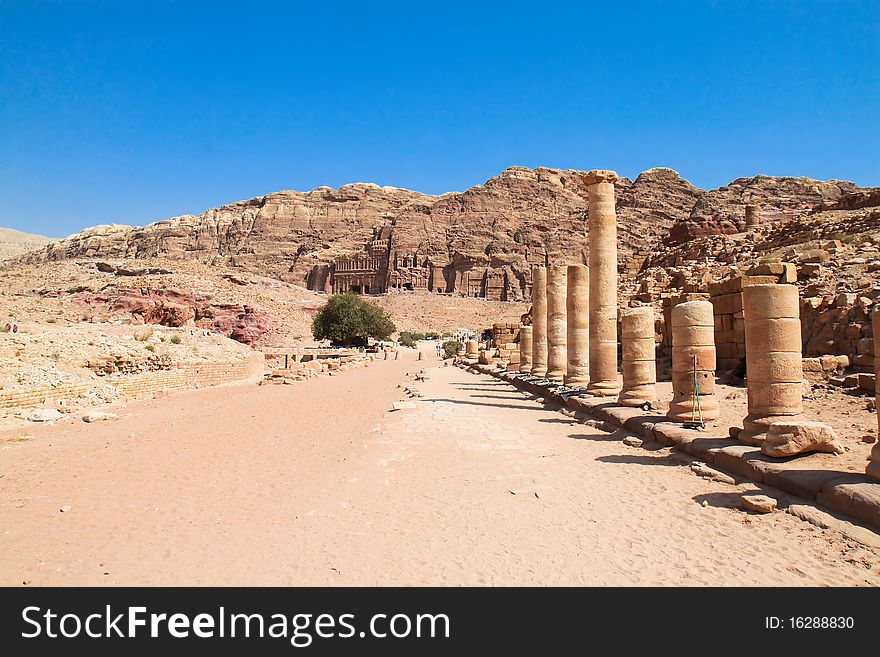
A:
311,293,396,346
441,340,460,359
398,331,426,348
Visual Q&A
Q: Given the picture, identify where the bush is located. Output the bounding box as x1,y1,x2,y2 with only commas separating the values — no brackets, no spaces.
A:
442,340,460,359
399,331,426,348
170,334,182,344
134,327,154,342
312,293,396,346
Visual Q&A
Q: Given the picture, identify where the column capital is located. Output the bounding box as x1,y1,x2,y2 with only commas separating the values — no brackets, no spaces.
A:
582,169,620,186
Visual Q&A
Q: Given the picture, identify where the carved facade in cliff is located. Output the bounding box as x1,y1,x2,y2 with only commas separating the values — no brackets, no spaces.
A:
307,226,443,295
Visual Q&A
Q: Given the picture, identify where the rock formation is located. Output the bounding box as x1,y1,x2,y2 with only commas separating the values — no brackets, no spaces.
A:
13,167,860,304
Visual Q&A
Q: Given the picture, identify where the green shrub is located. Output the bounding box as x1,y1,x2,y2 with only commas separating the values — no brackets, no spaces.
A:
170,334,182,344
399,331,426,348
311,293,396,346
442,340,460,359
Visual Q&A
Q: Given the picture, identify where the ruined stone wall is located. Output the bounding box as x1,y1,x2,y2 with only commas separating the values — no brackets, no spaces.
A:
0,353,266,409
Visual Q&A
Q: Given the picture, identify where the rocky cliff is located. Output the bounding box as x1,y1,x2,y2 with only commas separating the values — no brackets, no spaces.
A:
13,167,864,300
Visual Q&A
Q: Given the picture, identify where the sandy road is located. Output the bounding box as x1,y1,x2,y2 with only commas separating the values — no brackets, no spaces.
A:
1,350,878,585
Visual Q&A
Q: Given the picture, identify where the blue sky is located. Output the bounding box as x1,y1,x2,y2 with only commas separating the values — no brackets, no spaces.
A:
1,1,877,238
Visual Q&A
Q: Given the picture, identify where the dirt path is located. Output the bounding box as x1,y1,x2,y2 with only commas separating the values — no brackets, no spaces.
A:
1,350,878,585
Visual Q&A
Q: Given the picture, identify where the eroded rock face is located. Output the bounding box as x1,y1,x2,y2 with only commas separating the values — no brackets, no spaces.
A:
196,304,272,346
75,288,272,346
665,176,857,246
14,168,864,303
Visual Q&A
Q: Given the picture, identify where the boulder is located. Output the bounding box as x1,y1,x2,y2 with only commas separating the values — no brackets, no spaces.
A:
82,411,118,423
741,494,777,513
761,420,843,458
26,408,64,422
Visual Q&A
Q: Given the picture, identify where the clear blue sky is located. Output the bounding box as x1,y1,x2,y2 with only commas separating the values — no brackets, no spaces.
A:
1,1,877,238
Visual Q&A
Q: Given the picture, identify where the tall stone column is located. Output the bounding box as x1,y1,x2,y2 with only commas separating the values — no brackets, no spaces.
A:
745,204,761,228
545,265,568,383
519,325,533,374
565,264,589,386
584,170,620,396
530,266,548,377
869,308,880,480
618,307,657,407
668,300,720,422
739,284,803,445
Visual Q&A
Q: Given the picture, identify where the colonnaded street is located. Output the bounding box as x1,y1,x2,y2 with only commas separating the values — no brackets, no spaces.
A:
1,348,877,586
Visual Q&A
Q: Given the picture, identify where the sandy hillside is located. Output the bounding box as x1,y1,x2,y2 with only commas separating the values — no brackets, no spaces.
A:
0,227,54,262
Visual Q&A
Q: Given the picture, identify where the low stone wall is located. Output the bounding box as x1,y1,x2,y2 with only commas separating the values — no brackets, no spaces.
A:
0,382,96,410
0,353,266,409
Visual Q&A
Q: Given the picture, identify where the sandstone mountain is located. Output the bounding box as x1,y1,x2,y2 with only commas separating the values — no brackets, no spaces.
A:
12,167,864,301
0,227,54,261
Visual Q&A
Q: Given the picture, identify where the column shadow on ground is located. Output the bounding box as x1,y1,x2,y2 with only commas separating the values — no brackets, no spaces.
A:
538,417,581,425
595,453,684,467
470,393,530,401
454,384,510,391
692,492,745,509
429,398,549,411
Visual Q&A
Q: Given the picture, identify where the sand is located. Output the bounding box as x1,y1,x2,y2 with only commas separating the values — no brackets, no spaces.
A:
1,346,878,586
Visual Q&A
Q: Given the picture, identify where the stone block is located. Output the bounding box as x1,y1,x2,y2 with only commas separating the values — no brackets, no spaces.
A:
818,477,880,530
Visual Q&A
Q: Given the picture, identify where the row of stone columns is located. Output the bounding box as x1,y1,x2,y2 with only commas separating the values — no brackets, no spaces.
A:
513,170,870,472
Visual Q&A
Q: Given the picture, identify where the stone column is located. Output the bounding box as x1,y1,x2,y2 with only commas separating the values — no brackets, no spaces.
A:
869,308,880,480
745,204,761,228
619,307,657,407
545,265,568,383
667,300,720,422
584,170,620,396
565,264,589,386
519,325,533,374
739,284,803,444
465,339,479,357
530,266,548,377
